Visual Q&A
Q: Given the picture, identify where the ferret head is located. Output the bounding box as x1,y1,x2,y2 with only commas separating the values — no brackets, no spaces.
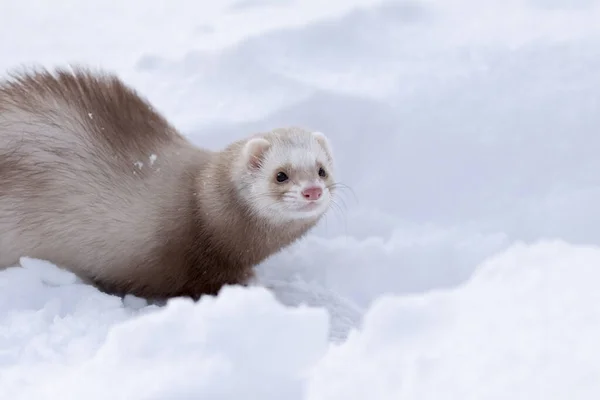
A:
234,127,335,225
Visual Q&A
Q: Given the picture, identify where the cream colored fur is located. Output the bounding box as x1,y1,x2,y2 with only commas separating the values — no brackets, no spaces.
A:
0,66,335,299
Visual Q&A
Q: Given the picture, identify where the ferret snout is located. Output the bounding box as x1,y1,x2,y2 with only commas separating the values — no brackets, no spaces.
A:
302,186,323,201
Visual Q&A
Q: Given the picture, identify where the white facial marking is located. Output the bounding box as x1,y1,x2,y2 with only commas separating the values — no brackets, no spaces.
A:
288,148,317,170
237,128,334,225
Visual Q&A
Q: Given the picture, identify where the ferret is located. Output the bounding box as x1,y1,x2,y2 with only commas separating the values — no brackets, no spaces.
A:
0,66,335,300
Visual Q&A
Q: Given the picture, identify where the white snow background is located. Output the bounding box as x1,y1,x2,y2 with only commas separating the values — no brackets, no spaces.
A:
1,0,600,398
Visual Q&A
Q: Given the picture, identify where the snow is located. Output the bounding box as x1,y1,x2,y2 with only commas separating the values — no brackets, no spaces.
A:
308,240,600,400
1,0,600,398
4,242,600,399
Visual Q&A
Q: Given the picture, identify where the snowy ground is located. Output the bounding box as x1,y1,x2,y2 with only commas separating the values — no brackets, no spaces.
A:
2,0,600,398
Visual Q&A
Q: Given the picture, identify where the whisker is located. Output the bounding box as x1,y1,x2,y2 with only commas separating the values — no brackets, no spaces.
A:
323,201,347,237
328,182,358,205
329,199,348,234
334,194,349,211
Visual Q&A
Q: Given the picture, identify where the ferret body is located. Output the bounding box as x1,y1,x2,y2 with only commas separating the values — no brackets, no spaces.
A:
0,67,335,299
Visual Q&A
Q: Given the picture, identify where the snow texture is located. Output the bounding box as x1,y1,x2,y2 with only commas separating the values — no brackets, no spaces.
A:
2,0,600,398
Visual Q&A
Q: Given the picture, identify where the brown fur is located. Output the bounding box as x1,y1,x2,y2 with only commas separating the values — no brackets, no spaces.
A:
0,66,323,300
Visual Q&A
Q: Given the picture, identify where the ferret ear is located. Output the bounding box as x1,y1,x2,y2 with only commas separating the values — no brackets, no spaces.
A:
312,131,333,161
243,137,271,170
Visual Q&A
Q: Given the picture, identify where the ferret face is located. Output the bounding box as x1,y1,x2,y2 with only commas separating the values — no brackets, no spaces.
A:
238,128,335,224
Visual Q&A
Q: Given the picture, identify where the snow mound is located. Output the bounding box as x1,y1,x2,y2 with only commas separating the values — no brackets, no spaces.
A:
257,275,364,343
2,241,599,399
0,267,329,400
309,240,600,399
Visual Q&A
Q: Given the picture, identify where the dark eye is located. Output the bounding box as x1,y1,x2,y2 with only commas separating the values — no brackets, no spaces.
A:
318,167,327,178
276,171,288,182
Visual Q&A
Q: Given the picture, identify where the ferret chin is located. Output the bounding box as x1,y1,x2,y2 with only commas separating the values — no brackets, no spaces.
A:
0,66,336,300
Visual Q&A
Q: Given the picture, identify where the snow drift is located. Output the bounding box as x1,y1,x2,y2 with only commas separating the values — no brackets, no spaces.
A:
2,241,599,399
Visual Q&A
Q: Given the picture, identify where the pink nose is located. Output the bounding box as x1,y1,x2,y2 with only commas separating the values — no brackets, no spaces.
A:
302,186,322,200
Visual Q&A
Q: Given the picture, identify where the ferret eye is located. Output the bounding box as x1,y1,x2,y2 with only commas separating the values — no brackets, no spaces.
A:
318,167,327,178
276,172,289,182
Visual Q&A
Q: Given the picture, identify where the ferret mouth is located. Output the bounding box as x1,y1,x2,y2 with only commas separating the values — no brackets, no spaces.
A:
296,199,326,213
279,199,328,221
299,202,319,210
